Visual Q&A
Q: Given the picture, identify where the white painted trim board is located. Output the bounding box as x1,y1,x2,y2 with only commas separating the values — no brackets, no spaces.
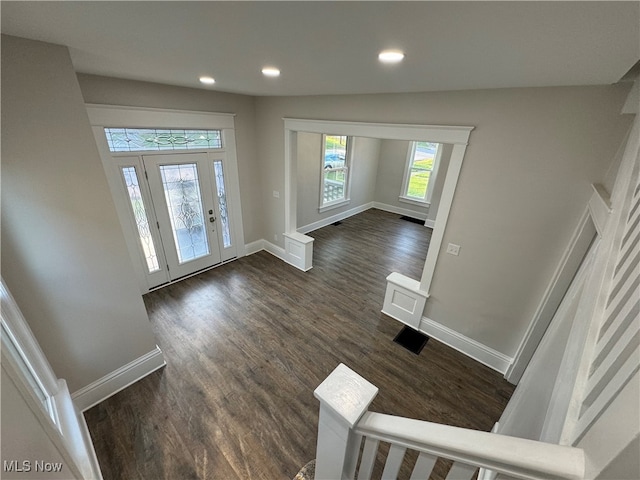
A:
418,317,513,374
298,202,373,234
372,202,428,222
298,202,430,235
72,345,166,412
505,208,597,384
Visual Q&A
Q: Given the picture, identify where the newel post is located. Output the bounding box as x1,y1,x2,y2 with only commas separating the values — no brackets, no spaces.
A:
313,364,379,480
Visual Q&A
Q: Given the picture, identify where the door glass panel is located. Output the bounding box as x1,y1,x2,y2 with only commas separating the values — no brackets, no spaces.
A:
213,160,232,248
159,164,210,264
121,167,160,273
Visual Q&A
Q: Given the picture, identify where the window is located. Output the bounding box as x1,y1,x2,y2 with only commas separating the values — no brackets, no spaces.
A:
400,141,441,204
1,282,59,427
320,135,351,210
104,128,222,152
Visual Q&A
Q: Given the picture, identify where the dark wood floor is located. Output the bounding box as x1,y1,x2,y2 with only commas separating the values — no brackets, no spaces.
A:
84,209,515,480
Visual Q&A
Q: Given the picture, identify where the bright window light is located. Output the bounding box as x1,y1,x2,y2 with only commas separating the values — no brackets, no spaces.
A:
199,76,215,85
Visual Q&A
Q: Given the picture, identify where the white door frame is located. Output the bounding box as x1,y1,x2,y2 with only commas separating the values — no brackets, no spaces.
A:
283,118,474,295
87,105,245,293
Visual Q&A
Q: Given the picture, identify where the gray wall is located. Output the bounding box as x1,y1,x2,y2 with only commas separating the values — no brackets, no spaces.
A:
254,86,632,358
373,140,452,221
1,35,158,392
296,133,381,229
77,73,262,244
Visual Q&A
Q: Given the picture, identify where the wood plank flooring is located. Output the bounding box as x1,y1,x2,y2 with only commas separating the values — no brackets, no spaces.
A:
84,209,515,480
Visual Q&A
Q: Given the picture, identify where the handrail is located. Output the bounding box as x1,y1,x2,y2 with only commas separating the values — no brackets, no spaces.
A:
354,412,585,480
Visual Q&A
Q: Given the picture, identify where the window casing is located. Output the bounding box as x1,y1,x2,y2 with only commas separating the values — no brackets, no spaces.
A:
400,141,441,205
320,135,351,211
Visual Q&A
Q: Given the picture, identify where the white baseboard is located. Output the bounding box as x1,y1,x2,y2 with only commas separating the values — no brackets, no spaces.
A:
298,202,374,234
373,202,428,221
262,240,287,262
424,218,436,229
72,345,166,412
418,317,513,374
245,239,290,264
244,239,264,256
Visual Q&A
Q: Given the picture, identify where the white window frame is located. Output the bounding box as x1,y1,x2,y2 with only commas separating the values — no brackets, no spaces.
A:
1,280,99,479
399,141,442,206
319,134,353,212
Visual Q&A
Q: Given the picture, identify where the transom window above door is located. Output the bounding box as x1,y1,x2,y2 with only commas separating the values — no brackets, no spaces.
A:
104,128,222,152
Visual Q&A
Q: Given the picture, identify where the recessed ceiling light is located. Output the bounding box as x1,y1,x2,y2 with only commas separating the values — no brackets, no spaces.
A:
378,50,405,64
199,76,215,85
262,67,281,77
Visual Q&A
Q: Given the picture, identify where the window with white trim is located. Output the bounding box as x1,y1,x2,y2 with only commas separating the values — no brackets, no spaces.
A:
320,135,351,210
400,141,441,205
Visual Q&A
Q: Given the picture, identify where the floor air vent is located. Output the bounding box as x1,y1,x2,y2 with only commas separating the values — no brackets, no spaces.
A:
393,326,429,355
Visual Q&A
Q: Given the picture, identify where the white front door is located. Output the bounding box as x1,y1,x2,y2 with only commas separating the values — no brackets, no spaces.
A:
107,150,238,290
143,153,222,279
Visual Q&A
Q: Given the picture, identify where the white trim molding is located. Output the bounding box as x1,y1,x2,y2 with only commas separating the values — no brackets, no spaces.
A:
382,273,429,329
373,202,428,222
398,196,430,208
283,118,474,145
588,183,613,236
418,317,513,374
283,232,314,271
263,240,288,263
283,118,473,284
244,239,293,269
299,202,374,234
244,239,265,256
72,345,166,412
424,219,436,229
506,209,597,384
85,104,236,129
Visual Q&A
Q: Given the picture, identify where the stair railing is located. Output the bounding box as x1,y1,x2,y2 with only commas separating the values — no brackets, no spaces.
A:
314,364,585,480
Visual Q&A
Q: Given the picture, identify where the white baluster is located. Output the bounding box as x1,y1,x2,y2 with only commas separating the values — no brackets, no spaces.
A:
446,462,477,480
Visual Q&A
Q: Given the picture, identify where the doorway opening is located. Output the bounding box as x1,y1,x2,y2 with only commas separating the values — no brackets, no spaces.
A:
283,118,474,295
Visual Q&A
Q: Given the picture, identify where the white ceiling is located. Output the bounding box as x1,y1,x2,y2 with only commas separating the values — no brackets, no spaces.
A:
2,1,638,96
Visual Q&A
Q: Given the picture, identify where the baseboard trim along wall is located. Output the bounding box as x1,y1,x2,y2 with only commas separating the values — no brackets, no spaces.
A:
247,239,314,271
418,317,513,374
72,345,166,412
244,239,264,256
262,240,287,262
372,202,428,221
297,202,374,234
